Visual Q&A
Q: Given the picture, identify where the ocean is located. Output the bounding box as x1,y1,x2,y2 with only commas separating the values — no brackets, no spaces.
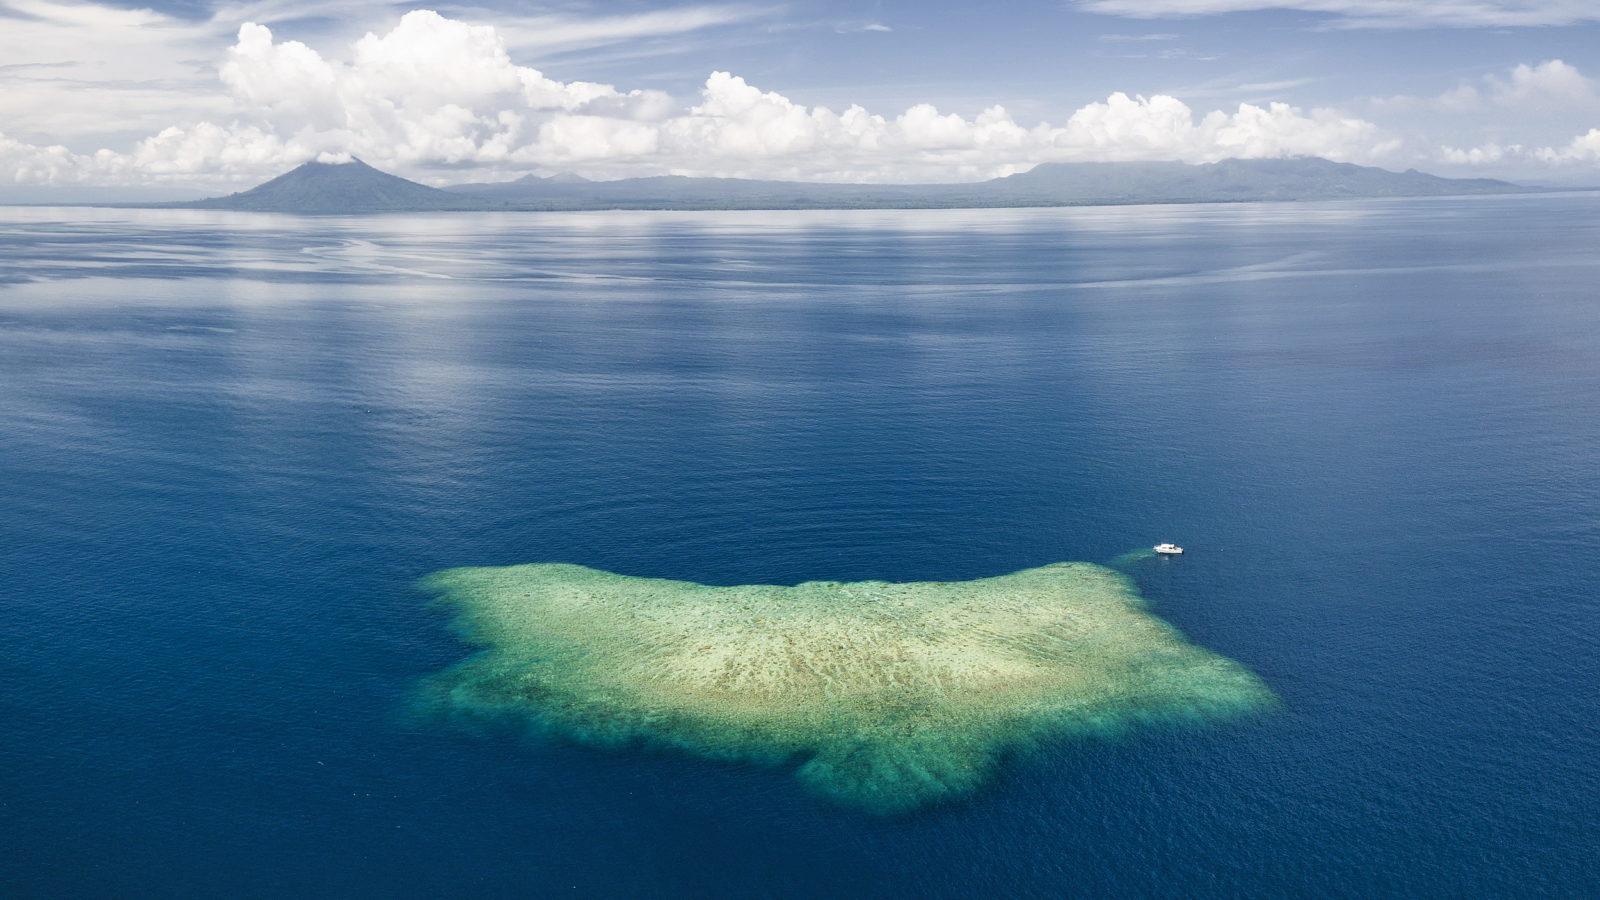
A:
1,195,1597,896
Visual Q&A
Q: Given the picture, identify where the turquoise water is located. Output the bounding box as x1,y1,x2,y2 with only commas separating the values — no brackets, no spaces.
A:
1,196,1597,895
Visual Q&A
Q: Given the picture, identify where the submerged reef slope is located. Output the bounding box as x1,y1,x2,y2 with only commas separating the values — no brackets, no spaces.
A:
421,562,1274,813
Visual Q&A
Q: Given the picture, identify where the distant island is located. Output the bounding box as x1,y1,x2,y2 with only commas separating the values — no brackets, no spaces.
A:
151,156,1525,215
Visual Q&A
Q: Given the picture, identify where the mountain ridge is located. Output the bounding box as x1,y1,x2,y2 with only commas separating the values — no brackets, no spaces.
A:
160,156,1527,214
174,158,485,213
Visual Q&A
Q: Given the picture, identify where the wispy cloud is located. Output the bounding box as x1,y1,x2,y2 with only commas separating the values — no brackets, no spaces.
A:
0,60,78,72
1097,32,1181,42
488,4,779,53
1073,0,1600,29
1157,72,1316,100
1103,46,1220,61
1231,77,1316,93
0,0,225,140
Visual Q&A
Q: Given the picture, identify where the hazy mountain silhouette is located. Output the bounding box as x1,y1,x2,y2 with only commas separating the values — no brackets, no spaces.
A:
984,158,1518,203
170,156,1524,214
178,159,485,213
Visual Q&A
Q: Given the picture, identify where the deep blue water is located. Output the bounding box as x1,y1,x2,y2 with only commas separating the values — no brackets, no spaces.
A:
1,196,1597,897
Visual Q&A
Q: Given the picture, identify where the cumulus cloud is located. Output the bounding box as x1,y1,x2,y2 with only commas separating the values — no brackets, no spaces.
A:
1055,91,1390,162
1536,129,1600,163
1436,128,1600,167
1073,0,1600,29
1367,60,1600,174
1493,60,1596,106
1379,60,1597,111
0,0,758,147
1439,142,1515,165
2,9,1401,188
210,12,673,166
0,132,94,184
567,78,1392,181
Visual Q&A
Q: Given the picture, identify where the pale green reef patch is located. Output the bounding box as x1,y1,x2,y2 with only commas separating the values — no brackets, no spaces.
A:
420,561,1275,814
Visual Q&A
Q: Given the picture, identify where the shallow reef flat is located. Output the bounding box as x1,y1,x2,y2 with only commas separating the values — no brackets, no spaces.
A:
420,562,1275,813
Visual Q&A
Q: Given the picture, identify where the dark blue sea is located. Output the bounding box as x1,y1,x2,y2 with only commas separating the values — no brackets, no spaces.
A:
1,196,1597,897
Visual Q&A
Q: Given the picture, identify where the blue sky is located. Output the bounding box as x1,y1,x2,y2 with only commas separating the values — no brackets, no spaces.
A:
3,0,1600,194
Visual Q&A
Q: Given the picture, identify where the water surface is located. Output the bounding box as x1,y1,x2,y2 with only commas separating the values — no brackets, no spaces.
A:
1,197,1597,896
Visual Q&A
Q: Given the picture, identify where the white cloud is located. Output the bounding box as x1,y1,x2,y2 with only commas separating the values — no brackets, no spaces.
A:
0,9,1403,188
0,132,93,184
1536,128,1600,163
1436,128,1600,167
1439,142,1516,165
0,0,759,147
1494,60,1596,106
1073,0,1600,28
155,11,676,173
1380,60,1597,111
530,116,662,164
633,82,1389,181
1366,61,1600,175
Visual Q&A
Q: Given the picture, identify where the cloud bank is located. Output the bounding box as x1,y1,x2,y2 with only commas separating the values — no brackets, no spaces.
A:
4,9,1598,190
2,9,1401,189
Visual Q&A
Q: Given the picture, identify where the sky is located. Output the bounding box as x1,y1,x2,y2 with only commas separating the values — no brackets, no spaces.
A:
3,0,1600,197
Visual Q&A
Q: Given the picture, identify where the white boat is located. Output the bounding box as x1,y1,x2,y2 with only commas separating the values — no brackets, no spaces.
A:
1153,543,1184,555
